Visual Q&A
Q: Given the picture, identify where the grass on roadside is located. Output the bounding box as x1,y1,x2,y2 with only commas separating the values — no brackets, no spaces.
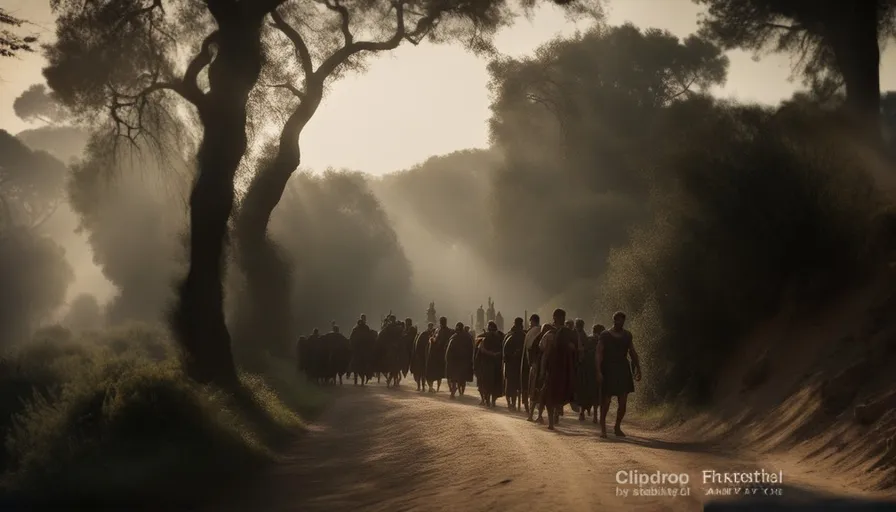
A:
0,322,328,508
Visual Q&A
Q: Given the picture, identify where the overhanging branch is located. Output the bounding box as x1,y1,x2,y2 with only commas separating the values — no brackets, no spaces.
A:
271,10,314,79
314,1,412,80
320,0,353,45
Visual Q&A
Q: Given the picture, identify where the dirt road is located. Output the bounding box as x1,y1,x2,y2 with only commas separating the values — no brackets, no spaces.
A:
210,384,895,512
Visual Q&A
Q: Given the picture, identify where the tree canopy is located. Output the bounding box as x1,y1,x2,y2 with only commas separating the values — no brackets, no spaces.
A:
0,131,74,345
267,170,414,335
486,23,728,296
67,137,189,327
43,0,601,386
695,0,895,125
0,130,68,231
13,84,71,125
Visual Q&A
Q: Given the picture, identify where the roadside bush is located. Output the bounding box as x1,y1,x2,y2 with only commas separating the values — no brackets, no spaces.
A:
0,323,321,507
601,104,888,405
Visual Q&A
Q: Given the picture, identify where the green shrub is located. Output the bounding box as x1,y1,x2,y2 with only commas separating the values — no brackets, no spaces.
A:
601,104,888,405
0,323,318,506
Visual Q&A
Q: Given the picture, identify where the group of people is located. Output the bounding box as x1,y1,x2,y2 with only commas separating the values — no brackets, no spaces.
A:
295,308,641,438
295,314,417,388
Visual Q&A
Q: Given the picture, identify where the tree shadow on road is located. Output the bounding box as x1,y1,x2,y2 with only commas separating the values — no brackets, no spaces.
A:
604,434,726,455
203,386,444,512
399,385,739,455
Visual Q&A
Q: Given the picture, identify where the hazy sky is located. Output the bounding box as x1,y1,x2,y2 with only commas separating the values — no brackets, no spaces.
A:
2,0,896,175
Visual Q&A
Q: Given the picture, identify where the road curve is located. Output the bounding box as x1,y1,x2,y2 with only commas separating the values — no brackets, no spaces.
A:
208,383,894,512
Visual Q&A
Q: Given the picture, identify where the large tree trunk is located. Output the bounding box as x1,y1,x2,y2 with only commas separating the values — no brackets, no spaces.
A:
828,3,881,136
232,154,298,359
171,13,266,390
232,89,323,357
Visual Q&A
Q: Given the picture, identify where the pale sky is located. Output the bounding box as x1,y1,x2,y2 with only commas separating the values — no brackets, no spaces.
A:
2,0,896,175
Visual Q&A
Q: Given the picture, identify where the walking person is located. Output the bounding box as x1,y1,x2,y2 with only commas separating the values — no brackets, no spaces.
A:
597,311,642,438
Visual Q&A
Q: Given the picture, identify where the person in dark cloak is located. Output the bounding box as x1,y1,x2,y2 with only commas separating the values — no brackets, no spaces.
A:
370,327,380,382
597,311,641,438
522,314,543,420
411,322,433,391
378,315,404,388
318,324,336,385
495,311,505,333
576,321,601,422
476,321,504,408
306,328,323,384
296,335,308,376
473,332,485,404
502,317,526,411
567,318,586,415
322,323,351,386
537,309,577,430
389,316,406,387
425,316,453,392
445,322,474,399
372,316,393,383
401,318,417,379
350,315,374,386
555,318,578,418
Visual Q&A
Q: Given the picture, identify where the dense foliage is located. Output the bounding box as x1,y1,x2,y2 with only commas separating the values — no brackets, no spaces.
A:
0,132,73,346
67,140,189,327
486,24,728,300
270,171,414,335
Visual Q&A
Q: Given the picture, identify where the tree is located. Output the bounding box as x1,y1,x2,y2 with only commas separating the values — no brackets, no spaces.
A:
370,149,501,247
695,0,896,132
63,293,104,333
485,24,728,294
260,170,414,342
600,98,884,403
13,84,70,124
0,131,74,345
45,0,596,388
0,8,37,59
15,126,90,165
233,0,599,357
68,140,188,328
0,130,67,231
45,0,304,389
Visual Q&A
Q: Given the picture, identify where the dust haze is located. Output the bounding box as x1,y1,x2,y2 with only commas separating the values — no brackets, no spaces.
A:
2,0,896,509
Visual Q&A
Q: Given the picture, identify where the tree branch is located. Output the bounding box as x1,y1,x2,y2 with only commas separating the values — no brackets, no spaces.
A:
181,31,218,106
109,0,164,34
763,22,802,32
264,81,305,99
29,199,60,231
102,29,218,143
320,0,353,46
271,10,314,79
404,6,437,45
314,1,410,81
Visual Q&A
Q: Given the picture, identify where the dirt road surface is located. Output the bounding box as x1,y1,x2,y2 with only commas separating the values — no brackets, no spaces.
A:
208,384,896,512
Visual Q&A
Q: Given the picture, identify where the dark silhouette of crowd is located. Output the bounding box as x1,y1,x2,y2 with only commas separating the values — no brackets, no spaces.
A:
296,302,642,437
